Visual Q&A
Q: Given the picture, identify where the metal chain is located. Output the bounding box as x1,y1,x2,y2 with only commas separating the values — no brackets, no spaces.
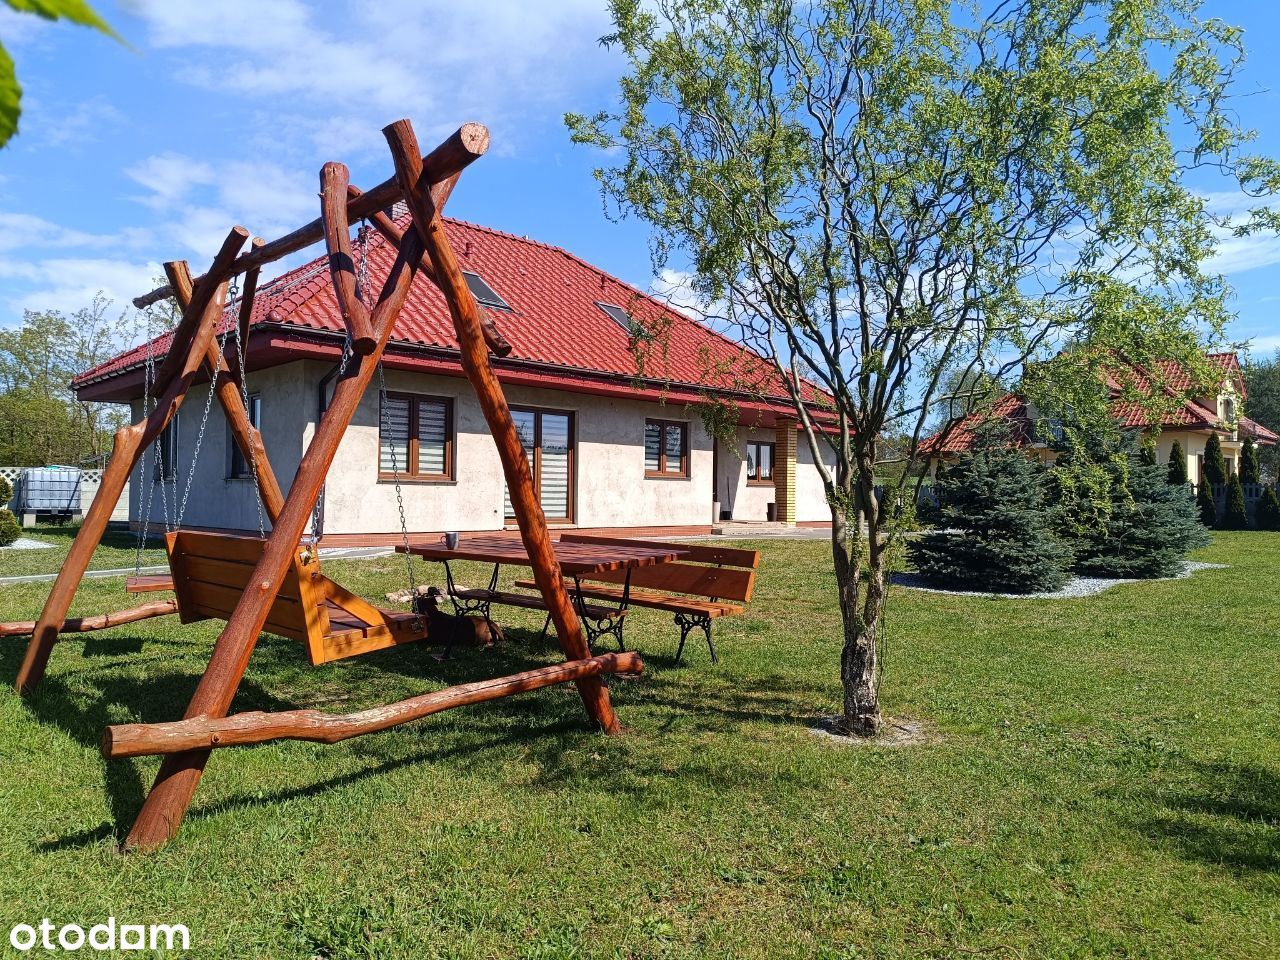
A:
176,319,227,528
134,329,159,574
228,275,267,539
378,358,423,628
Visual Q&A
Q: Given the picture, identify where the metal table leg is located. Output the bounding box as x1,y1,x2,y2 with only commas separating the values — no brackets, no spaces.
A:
572,568,631,652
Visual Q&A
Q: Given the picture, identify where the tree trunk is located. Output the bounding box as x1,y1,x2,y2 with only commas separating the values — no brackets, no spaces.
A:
827,475,884,736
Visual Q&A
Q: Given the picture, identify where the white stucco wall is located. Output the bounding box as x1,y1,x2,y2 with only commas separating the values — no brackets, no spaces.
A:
715,424,837,523
128,360,836,533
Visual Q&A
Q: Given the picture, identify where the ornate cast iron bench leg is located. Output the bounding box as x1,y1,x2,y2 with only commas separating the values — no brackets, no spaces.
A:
438,561,500,658
572,572,630,653
674,612,716,665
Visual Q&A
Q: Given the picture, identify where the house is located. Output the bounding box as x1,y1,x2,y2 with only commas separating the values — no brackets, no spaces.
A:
72,210,837,544
924,352,1278,481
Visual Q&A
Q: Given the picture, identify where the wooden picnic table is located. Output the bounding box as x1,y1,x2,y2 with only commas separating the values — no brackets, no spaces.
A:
397,535,688,652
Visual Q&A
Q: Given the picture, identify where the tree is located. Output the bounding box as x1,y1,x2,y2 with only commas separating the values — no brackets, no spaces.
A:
1167,440,1188,486
569,0,1278,735
0,0,116,148
0,507,18,546
1202,433,1228,487
1072,442,1209,578
1240,435,1260,485
0,295,140,466
1256,486,1280,532
1196,479,1218,528
1220,474,1250,530
908,434,1070,594
1243,351,1280,482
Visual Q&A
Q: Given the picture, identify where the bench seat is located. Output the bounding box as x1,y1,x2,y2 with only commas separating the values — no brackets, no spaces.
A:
449,587,625,621
513,580,742,618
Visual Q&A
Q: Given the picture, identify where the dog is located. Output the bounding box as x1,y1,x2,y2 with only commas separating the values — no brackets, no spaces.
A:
413,586,504,648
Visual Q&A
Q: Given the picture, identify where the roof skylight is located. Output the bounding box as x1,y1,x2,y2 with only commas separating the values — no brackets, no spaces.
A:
463,271,512,311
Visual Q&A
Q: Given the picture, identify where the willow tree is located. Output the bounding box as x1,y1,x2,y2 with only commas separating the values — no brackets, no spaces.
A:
568,0,1277,734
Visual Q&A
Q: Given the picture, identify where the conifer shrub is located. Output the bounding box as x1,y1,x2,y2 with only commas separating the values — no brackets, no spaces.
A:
908,432,1070,593
1166,439,1188,486
1240,435,1260,485
1202,432,1227,486
1256,486,1280,532
0,474,12,504
1196,480,1218,528
1219,473,1250,530
0,508,19,547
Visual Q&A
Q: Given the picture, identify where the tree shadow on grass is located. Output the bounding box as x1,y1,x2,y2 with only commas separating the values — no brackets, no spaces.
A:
1134,756,1280,876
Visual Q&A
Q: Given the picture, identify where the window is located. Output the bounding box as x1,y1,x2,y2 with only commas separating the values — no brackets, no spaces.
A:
504,408,575,521
746,441,774,485
379,393,455,481
228,394,262,479
462,271,512,311
645,419,689,478
596,301,649,339
155,418,178,482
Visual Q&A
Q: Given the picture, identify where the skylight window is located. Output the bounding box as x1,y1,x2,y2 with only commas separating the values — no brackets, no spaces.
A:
596,301,649,339
462,271,512,311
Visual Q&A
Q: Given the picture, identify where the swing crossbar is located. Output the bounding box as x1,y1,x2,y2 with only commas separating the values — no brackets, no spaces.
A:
165,530,429,665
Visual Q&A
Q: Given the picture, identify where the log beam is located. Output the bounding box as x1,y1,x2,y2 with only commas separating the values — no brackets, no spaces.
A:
131,123,490,309
383,117,621,734
103,652,643,758
1,600,178,639
320,163,375,354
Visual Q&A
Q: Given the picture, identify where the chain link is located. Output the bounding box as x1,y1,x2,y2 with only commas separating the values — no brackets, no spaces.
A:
378,359,424,629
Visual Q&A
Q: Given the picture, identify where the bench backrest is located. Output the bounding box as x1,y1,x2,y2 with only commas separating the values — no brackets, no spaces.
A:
557,533,759,603
165,530,330,645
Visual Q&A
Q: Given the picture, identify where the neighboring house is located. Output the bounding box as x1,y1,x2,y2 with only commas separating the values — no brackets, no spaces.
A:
73,210,837,544
924,352,1278,481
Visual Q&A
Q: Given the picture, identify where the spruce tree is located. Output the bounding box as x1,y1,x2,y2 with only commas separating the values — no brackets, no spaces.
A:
908,435,1070,594
1202,432,1227,486
1220,473,1250,530
1167,439,1188,485
1196,480,1218,528
1240,435,1260,485
1074,446,1210,578
1256,486,1280,532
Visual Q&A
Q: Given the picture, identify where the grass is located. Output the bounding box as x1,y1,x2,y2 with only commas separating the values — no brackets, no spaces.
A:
0,521,167,579
0,533,1276,958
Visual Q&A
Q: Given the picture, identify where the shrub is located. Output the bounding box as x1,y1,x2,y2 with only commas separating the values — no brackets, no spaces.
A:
1240,435,1260,485
0,508,19,547
1219,474,1250,530
1071,448,1209,578
1196,481,1217,528
0,474,11,504
907,439,1070,594
1257,486,1280,532
1202,433,1227,486
1167,440,1188,486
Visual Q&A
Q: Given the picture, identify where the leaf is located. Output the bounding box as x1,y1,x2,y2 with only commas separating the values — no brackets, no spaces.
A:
0,43,18,149
3,0,120,40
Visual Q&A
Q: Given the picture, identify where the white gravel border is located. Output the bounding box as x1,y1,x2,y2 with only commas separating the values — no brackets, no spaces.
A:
893,561,1228,599
1,537,53,551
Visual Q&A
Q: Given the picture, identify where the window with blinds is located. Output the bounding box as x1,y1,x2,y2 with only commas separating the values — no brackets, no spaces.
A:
503,408,574,521
228,394,261,479
645,419,688,477
378,393,454,481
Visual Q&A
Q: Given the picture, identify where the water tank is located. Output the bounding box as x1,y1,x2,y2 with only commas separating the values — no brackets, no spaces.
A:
19,467,82,517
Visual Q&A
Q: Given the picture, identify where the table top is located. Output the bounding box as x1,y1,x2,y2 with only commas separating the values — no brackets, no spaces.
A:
398,534,687,575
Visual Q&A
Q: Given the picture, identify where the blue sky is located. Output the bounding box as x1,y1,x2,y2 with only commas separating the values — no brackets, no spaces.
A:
0,0,1276,357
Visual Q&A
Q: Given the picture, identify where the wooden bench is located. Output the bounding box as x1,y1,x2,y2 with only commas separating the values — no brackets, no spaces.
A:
516,534,760,663
166,530,430,665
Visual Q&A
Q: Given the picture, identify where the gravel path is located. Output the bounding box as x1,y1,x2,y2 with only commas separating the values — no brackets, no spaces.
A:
1,537,53,551
892,561,1228,600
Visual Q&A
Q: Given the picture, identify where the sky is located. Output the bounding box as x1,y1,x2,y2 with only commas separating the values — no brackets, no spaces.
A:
0,0,1277,358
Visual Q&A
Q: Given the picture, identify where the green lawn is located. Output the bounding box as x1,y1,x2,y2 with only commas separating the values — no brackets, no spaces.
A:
0,521,167,579
0,534,1276,959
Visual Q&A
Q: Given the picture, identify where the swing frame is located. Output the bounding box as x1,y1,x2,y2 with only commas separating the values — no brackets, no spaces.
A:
7,119,641,851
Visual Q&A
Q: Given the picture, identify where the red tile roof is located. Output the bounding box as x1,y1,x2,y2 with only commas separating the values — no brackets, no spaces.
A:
922,352,1276,455
73,211,828,416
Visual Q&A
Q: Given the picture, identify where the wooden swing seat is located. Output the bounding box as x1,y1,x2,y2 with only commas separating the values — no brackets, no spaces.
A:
125,574,176,594
165,530,429,665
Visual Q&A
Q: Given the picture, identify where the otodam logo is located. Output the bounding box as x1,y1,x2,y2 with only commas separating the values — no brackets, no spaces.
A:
8,918,190,952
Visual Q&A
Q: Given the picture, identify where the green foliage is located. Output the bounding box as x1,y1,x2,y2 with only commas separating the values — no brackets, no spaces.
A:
1167,439,1188,485
1043,422,1131,559
1196,480,1218,528
0,0,117,148
908,438,1070,594
0,507,19,546
1243,351,1280,481
0,473,11,503
1220,474,1250,530
1071,445,1209,578
1202,432,1228,486
1256,485,1280,532
1240,435,1260,485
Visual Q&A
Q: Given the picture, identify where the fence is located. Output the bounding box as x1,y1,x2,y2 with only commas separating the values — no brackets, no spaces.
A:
1208,482,1274,525
1,467,131,523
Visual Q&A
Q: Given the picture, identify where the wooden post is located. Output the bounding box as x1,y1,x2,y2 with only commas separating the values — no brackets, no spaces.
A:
122,133,486,852
14,228,249,695
320,163,376,355
383,118,621,734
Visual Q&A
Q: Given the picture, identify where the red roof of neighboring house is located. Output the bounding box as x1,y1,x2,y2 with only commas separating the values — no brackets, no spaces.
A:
73,211,829,422
922,352,1278,455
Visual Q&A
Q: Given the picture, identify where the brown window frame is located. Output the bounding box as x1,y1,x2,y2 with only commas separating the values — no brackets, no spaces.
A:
644,418,690,479
378,392,456,483
746,440,776,486
505,406,576,523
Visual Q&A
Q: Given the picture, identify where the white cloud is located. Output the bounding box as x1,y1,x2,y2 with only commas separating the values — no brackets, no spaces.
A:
0,257,163,322
1198,190,1280,276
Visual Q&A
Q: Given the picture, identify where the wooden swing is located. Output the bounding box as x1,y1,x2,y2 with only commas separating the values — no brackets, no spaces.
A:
4,118,642,852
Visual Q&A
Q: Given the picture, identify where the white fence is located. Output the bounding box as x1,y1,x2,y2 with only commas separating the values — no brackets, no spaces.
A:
1,467,131,523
